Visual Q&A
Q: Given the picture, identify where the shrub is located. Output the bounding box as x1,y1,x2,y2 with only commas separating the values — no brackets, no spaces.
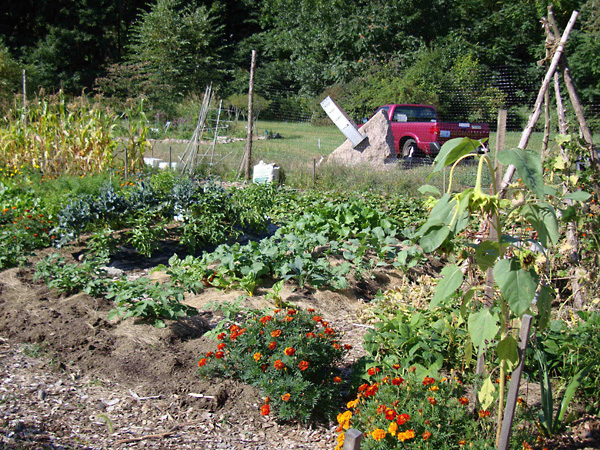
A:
336,366,496,450
198,307,350,422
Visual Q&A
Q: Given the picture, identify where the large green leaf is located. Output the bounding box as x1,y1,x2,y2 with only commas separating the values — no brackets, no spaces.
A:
521,202,559,247
494,259,540,317
537,285,553,331
430,264,463,309
497,148,544,199
432,137,478,173
563,190,591,202
497,336,519,369
468,308,499,350
419,225,450,253
472,240,502,271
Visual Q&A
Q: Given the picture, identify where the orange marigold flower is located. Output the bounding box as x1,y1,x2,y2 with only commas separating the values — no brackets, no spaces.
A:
478,410,491,418
324,327,335,335
215,351,224,359
273,309,281,313
344,344,353,350
333,376,342,383
217,343,226,350
367,367,380,376
392,377,403,386
268,341,277,350
523,442,533,450
313,316,322,322
458,396,469,405
253,352,262,362
428,385,439,391
364,384,379,398
396,413,410,425
427,396,437,406
358,383,369,393
281,393,291,402
371,429,386,441
298,360,309,371
198,358,207,367
517,397,527,406
306,332,316,338
259,315,273,324
377,404,387,414
261,404,270,415
283,315,294,322
271,329,282,338
333,343,341,350
423,430,432,440
392,363,401,370
284,347,296,356
423,376,435,386
308,308,315,313
206,351,214,357
287,309,297,315
261,364,267,372
459,440,466,446
274,359,285,370
385,409,397,421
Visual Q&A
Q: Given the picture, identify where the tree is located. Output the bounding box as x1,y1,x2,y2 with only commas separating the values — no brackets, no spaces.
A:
0,40,20,112
116,0,225,110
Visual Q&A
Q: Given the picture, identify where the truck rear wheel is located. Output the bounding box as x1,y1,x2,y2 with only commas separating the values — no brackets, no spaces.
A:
402,139,418,158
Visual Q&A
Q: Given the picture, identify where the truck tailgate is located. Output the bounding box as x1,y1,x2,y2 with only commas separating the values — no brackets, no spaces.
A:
438,122,490,145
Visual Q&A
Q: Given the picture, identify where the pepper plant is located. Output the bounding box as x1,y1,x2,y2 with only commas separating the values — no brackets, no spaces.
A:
415,137,590,440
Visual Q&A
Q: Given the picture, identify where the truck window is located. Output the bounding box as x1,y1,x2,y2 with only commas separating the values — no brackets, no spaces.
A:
374,106,390,118
393,106,437,122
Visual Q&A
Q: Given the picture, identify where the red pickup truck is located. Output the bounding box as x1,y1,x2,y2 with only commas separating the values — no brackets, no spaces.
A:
372,104,490,158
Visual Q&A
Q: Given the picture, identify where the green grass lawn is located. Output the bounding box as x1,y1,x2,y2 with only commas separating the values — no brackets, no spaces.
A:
145,121,598,194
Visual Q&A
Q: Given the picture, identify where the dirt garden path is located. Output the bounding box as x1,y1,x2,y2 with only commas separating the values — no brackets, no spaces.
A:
0,255,387,450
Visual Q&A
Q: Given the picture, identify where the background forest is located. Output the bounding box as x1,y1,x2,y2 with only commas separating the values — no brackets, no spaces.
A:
0,0,599,126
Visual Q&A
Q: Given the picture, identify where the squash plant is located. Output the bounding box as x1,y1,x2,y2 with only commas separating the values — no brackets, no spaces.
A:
416,137,590,441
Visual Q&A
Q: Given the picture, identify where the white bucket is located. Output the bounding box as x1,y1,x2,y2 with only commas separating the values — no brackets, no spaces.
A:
252,160,280,184
143,157,163,168
158,162,178,170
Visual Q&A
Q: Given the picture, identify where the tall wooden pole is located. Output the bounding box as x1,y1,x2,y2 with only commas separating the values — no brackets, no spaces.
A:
243,50,257,180
498,10,578,198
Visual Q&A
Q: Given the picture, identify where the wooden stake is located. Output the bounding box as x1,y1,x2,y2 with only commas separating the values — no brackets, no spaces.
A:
242,50,257,180
497,315,533,450
342,428,363,450
498,10,579,198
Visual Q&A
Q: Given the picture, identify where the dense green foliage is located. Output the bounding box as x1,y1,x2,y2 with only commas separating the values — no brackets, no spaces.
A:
198,307,347,422
1,0,599,121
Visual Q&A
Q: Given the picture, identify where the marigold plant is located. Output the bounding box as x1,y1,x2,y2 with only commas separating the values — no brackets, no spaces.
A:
336,367,498,450
198,307,348,422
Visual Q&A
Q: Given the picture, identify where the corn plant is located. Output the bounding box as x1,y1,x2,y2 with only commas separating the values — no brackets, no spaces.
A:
0,91,119,175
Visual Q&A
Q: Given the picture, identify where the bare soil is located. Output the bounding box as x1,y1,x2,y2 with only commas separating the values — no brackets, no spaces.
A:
0,251,598,450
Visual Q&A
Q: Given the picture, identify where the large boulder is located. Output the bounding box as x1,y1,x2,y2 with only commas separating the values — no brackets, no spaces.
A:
327,110,397,168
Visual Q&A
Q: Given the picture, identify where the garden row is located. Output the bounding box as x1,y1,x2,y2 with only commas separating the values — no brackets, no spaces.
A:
1,133,600,449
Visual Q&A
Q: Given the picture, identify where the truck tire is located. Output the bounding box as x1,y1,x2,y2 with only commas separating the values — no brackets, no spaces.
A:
402,139,418,158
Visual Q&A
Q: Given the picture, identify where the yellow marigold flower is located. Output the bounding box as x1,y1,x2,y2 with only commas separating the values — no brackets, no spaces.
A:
440,377,448,382
398,429,415,442
347,399,359,409
388,421,398,436
253,352,262,362
337,411,352,430
429,385,439,391
337,433,345,445
371,429,386,441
